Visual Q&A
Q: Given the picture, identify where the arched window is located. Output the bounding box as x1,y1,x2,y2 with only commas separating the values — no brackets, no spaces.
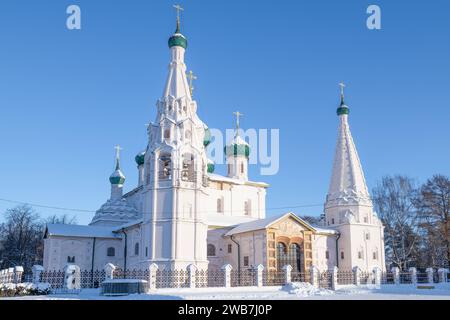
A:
159,154,172,179
107,247,115,257
289,243,303,272
240,162,244,174
244,200,251,216
207,244,216,257
134,243,139,256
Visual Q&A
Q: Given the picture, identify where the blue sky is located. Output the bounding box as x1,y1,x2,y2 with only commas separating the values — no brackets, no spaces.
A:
0,0,449,224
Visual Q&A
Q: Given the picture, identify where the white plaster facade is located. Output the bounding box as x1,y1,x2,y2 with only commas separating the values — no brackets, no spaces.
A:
43,15,385,274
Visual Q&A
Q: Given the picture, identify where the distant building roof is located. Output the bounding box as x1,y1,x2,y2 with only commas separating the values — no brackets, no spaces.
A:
45,224,120,239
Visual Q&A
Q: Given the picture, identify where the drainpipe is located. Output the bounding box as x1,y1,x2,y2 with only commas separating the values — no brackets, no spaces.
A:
230,235,241,285
91,237,96,285
121,229,127,278
335,233,341,268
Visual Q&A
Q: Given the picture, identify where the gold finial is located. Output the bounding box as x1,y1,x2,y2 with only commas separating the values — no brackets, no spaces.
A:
233,111,244,136
173,4,184,32
187,70,197,96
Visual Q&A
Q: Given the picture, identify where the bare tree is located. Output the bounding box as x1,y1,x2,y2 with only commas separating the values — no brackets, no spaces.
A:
372,176,420,270
415,174,450,268
46,214,77,225
0,205,44,271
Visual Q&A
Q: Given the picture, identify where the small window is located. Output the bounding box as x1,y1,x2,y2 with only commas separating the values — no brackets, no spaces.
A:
373,251,378,260
340,251,344,260
145,247,148,257
243,256,249,267
325,251,329,259
240,162,244,174
185,130,192,140
107,247,115,257
227,244,232,254
164,129,170,139
228,164,232,175
67,256,75,263
364,216,368,223
365,232,370,240
207,244,216,257
217,198,223,213
331,218,335,224
134,243,139,256
358,251,363,259
244,200,251,216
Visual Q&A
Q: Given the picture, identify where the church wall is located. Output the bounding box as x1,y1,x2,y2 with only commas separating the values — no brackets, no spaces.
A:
312,234,337,271
206,182,266,222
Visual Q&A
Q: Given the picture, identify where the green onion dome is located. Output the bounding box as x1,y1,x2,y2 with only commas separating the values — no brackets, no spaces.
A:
224,136,250,158
109,161,125,185
207,158,215,173
337,98,350,116
135,151,145,166
203,127,212,147
109,169,125,185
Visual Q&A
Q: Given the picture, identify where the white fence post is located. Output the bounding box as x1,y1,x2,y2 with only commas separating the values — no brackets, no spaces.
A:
8,268,14,283
392,267,400,285
373,267,381,287
310,266,319,288
437,268,447,283
64,264,81,290
148,263,158,291
409,267,417,285
283,265,292,285
426,267,434,284
14,266,24,284
188,264,197,289
331,266,338,290
222,264,232,288
353,266,361,286
256,264,264,288
32,265,44,285
104,263,116,280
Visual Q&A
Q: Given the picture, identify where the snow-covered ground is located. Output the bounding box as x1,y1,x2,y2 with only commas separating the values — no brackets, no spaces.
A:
3,283,450,300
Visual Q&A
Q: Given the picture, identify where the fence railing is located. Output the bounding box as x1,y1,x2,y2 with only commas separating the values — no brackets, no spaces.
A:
3,264,449,293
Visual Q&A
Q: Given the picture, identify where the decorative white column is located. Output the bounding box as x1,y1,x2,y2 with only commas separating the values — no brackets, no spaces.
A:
32,265,44,285
256,265,264,288
148,263,159,291
391,267,400,285
14,266,24,284
353,266,361,286
373,267,382,287
310,266,319,288
330,267,339,290
222,264,232,288
64,265,81,290
283,265,292,285
8,268,14,283
187,264,197,289
437,268,447,283
409,267,417,285
104,263,116,280
426,268,434,284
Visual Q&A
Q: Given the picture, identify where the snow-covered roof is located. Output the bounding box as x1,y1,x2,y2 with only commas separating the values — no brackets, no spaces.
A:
311,226,339,235
112,219,143,231
207,214,257,228
45,224,121,239
224,212,336,237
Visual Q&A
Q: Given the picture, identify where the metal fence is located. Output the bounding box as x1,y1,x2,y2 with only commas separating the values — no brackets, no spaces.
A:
4,266,448,293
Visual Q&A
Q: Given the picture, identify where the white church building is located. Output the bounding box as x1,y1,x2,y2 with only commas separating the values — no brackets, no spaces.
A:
43,12,386,274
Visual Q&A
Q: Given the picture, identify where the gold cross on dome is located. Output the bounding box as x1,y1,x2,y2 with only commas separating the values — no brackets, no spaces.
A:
233,111,244,132
114,145,122,161
173,4,184,23
339,82,346,97
187,70,197,96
